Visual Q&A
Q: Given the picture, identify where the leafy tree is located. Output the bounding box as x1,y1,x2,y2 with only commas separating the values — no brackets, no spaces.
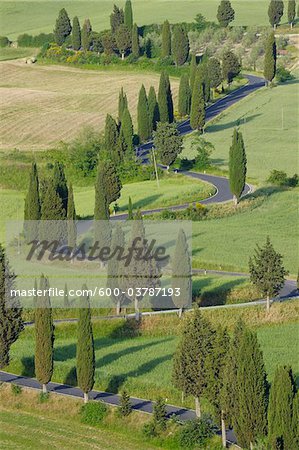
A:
207,57,222,95
217,0,235,27
178,74,191,117
120,107,134,153
110,4,124,33
77,287,95,402
158,71,173,123
101,31,116,55
0,245,23,369
172,25,189,66
264,32,277,85
35,275,54,394
72,16,81,51
119,390,132,416
222,50,241,84
81,19,92,51
228,129,247,205
171,229,191,317
107,223,126,314
288,0,296,28
268,366,297,450
124,0,133,30
53,161,68,214
172,309,215,417
268,0,284,29
190,77,205,132
190,54,197,92
148,86,160,133
153,122,183,168
249,236,288,312
131,23,140,57
104,114,119,160
54,8,72,45
118,87,128,123
128,196,134,219
137,84,150,141
68,126,100,176
67,182,76,250
161,20,171,57
24,162,41,242
115,24,131,59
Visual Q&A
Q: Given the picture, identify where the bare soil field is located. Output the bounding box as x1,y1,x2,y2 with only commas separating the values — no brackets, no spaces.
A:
0,60,179,150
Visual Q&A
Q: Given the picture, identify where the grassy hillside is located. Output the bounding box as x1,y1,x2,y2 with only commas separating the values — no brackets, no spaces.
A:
0,1,284,41
183,79,299,183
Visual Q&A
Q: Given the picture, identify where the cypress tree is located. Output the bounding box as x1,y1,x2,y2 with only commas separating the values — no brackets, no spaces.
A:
120,107,134,153
128,196,134,219
119,390,132,416
115,24,132,60
67,182,76,250
81,18,92,51
291,392,299,449
54,8,72,46
268,366,297,450
72,16,81,50
104,114,119,159
137,84,150,142
222,50,241,84
131,23,140,57
53,161,68,213
165,72,174,123
196,63,210,103
288,0,296,28
100,158,122,207
264,32,277,85
158,71,173,123
268,0,284,29
148,86,160,132
249,236,288,312
94,160,111,250
217,0,235,27
0,244,23,369
190,54,197,92
190,77,205,132
40,178,66,241
229,129,247,205
35,275,54,394
161,20,171,57
178,73,191,116
171,229,191,316
110,4,124,33
118,87,128,123
172,309,215,417
116,128,127,161
124,0,133,31
107,223,125,314
77,287,95,403
207,57,222,97
172,25,189,66
24,162,41,242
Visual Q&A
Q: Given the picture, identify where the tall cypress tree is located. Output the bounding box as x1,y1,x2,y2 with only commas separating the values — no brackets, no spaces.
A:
171,229,191,317
81,18,92,51
40,178,66,242
268,0,284,29
53,161,68,214
178,73,191,116
161,20,171,57
190,54,197,92
228,129,247,205
67,182,76,250
24,162,41,242
264,32,277,85
288,0,296,28
165,72,174,123
0,245,23,369
54,8,72,46
104,114,119,159
131,23,140,57
190,77,205,132
207,57,222,96
217,0,235,27
72,16,81,50
291,392,299,449
118,87,128,123
35,275,54,394
110,4,124,33
268,366,297,450
197,62,210,103
107,223,126,314
94,160,111,250
172,25,189,66
148,86,160,132
128,196,134,219
120,107,134,153
77,287,95,403
137,84,150,141
124,0,133,30
158,71,173,123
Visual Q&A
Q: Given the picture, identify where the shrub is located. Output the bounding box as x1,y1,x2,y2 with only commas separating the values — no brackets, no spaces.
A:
118,390,132,417
17,34,33,47
267,169,298,187
176,416,216,448
276,67,294,83
153,397,167,431
80,401,108,425
142,420,158,437
17,32,54,47
11,384,22,395
38,392,50,403
0,36,10,47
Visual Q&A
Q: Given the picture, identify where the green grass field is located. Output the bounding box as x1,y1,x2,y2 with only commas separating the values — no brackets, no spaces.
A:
6,306,299,407
0,46,38,61
0,1,285,41
183,79,299,183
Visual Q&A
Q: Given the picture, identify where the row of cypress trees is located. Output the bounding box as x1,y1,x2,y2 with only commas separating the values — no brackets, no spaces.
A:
173,310,298,449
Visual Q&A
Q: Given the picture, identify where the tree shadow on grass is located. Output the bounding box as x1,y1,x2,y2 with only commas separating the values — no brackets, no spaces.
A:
21,356,35,378
119,194,162,212
195,278,248,307
206,113,262,133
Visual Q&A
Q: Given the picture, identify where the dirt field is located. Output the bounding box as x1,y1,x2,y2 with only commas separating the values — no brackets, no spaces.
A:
0,60,179,150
